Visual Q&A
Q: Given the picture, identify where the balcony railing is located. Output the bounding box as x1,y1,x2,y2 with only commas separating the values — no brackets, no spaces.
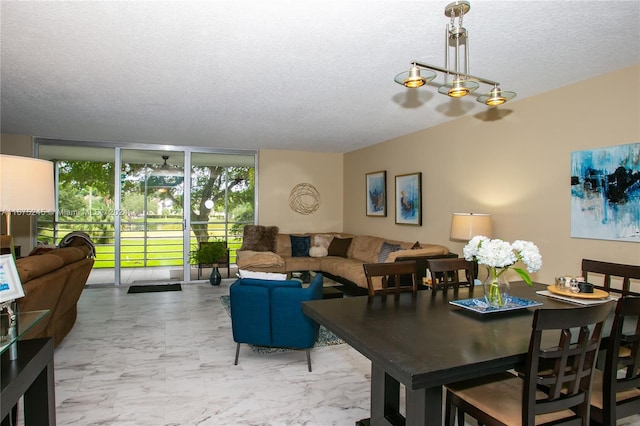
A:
37,219,250,268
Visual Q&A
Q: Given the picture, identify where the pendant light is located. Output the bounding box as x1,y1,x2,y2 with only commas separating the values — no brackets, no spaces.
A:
394,1,516,107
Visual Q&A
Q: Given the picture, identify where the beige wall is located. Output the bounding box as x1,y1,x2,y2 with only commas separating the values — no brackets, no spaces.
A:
3,66,639,283
257,149,343,233
344,65,640,284
0,133,32,156
0,133,36,251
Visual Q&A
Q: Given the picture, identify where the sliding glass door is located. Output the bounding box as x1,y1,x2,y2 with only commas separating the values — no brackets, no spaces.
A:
119,149,186,284
189,152,255,269
36,140,256,285
37,144,119,282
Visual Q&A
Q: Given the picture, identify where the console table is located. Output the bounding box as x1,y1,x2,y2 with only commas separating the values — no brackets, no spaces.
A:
1,310,55,426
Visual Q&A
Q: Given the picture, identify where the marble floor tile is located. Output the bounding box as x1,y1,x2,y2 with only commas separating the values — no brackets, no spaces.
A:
51,280,373,426
86,266,239,286
24,278,639,425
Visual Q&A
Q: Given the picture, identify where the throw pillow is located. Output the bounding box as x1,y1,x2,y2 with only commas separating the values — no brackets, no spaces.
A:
411,241,421,249
378,241,402,262
313,233,333,249
240,225,279,252
327,237,352,258
238,270,287,280
309,246,328,257
290,235,311,257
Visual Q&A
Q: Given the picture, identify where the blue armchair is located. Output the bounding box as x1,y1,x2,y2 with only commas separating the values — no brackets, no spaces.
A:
230,273,324,372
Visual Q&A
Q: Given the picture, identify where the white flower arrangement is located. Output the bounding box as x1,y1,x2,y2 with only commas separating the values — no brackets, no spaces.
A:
463,235,542,286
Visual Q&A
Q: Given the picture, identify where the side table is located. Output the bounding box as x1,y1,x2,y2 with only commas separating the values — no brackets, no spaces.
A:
1,338,55,425
1,309,55,426
0,245,20,257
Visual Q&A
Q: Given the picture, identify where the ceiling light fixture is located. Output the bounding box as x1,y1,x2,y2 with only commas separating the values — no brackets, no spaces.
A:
394,1,516,106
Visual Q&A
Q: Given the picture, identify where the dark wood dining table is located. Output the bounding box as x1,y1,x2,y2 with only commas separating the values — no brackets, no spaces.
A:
302,282,614,426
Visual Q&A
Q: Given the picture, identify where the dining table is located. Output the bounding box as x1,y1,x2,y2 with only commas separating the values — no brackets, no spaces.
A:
302,282,615,426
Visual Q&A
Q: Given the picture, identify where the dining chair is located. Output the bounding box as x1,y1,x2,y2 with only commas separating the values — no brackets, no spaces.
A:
362,260,418,296
589,296,640,425
581,259,640,296
426,258,476,291
445,301,614,426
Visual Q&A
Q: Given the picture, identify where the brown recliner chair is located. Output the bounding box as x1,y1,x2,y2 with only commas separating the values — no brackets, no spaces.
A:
16,244,95,346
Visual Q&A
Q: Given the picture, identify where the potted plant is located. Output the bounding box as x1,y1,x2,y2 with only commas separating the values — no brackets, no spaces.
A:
190,240,228,285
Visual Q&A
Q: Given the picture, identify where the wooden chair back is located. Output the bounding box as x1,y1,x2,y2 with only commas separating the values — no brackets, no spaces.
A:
522,302,613,425
395,253,459,288
590,296,640,425
581,259,640,296
445,302,613,426
426,258,475,291
363,260,418,296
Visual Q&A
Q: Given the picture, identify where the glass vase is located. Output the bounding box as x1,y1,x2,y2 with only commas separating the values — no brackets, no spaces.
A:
483,267,510,308
209,266,222,286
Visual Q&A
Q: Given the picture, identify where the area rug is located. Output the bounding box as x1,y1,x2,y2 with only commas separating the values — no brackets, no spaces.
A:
127,283,182,294
219,295,344,353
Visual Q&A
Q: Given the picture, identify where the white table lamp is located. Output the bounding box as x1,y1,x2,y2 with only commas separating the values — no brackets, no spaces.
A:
0,155,55,255
450,213,493,241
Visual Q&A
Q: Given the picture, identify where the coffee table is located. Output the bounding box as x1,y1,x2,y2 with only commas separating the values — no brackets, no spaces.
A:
294,271,344,299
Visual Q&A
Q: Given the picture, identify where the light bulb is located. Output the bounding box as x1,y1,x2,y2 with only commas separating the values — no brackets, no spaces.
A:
403,66,427,88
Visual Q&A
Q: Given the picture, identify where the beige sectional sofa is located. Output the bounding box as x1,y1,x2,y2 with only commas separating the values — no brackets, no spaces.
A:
236,231,452,295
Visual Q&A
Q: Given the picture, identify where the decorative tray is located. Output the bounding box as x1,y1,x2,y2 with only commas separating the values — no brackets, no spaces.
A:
546,285,609,299
450,296,542,314
536,290,616,306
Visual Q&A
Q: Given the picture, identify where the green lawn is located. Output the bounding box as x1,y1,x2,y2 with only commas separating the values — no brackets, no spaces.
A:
95,239,243,268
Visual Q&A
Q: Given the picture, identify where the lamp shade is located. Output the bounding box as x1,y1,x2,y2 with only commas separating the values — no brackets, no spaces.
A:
450,213,492,240
0,155,55,213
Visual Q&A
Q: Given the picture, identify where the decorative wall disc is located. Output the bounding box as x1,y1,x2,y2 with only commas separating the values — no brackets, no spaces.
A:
289,183,320,215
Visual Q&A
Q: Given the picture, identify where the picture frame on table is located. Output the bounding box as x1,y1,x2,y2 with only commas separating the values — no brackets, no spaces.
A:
366,171,387,217
0,254,24,304
395,172,422,226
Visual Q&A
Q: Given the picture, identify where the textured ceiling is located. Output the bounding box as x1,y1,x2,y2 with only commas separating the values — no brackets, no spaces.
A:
1,1,639,153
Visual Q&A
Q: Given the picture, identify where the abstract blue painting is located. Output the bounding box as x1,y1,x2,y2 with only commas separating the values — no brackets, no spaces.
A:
570,143,640,242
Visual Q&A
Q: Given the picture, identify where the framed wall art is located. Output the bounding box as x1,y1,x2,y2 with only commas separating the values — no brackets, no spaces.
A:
0,254,25,304
570,142,639,242
395,172,422,226
366,171,387,217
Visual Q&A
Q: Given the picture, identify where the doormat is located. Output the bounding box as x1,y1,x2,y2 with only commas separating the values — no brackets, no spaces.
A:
127,284,182,294
219,295,344,353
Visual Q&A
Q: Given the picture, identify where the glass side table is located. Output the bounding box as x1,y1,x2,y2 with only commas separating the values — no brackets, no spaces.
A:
1,308,55,425
1,308,50,360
